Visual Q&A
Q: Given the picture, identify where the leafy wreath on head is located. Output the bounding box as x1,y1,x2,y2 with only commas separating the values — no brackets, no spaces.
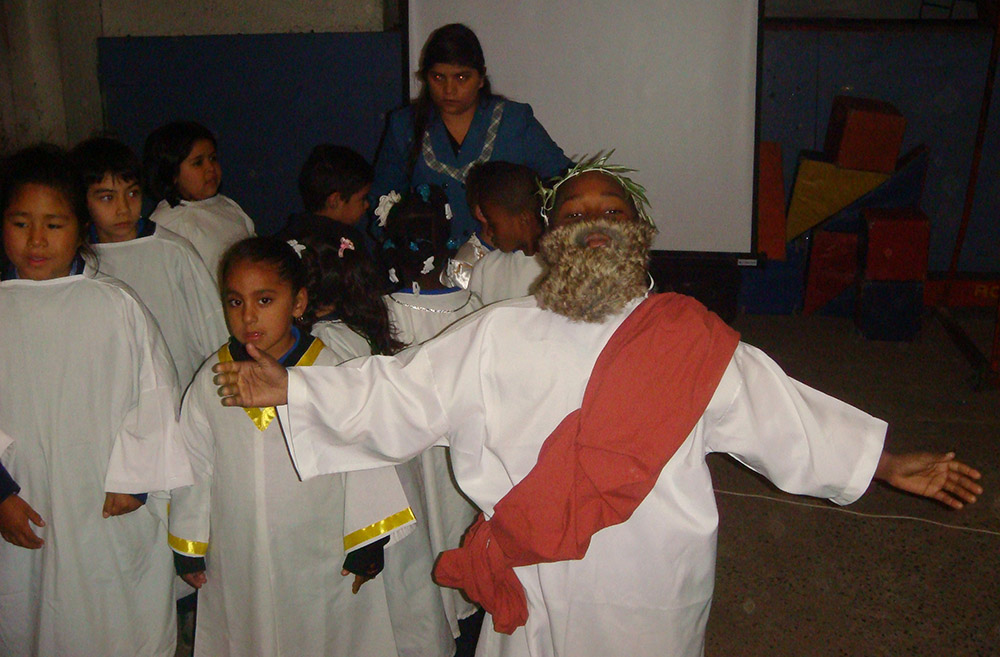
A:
537,151,654,227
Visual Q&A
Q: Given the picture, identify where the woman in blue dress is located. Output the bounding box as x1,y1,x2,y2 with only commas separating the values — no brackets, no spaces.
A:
371,23,571,242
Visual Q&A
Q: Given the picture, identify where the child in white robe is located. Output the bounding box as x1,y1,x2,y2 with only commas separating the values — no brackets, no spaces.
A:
376,184,483,634
0,145,191,657
72,136,227,389
301,228,454,656
144,121,255,281
464,161,544,304
168,236,427,657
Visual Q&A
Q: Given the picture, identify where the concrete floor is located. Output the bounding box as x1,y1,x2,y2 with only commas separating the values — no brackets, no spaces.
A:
707,309,999,656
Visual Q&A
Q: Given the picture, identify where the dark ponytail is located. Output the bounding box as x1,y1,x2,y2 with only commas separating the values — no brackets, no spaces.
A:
298,228,404,356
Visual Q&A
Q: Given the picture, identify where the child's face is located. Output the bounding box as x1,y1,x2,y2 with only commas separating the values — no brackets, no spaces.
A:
175,138,221,202
551,172,638,230
326,184,371,225
86,174,142,243
223,259,307,360
426,63,485,117
476,201,542,256
2,183,83,280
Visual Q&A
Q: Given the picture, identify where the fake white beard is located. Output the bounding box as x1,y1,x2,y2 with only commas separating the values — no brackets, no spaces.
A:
533,218,655,323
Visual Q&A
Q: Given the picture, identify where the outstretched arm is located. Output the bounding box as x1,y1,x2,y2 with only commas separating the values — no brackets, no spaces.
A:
875,451,983,509
213,343,289,408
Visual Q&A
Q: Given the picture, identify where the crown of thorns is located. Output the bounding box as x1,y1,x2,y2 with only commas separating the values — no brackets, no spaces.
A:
538,151,653,227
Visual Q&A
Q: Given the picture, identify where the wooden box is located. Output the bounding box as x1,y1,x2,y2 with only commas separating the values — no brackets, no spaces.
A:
825,96,907,174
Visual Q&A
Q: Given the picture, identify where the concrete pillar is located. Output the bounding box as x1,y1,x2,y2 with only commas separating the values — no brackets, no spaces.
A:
57,0,104,145
0,0,69,149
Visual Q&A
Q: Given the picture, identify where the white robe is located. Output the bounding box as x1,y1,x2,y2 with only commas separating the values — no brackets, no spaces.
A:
277,296,886,657
467,250,543,306
311,320,456,657
169,341,444,657
310,319,372,362
149,195,255,282
384,288,484,633
0,267,192,657
92,224,228,389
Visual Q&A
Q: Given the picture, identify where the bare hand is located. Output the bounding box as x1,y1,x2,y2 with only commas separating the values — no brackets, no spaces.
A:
212,343,289,408
103,492,144,518
876,451,983,509
342,568,374,595
0,494,45,548
181,571,207,589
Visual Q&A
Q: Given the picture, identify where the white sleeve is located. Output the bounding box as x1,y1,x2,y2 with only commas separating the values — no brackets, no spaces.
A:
104,294,194,493
342,466,416,552
278,344,452,480
704,343,886,506
168,377,214,557
0,427,11,456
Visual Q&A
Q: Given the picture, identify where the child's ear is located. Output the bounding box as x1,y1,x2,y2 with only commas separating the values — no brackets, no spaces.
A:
324,192,344,212
292,287,308,319
473,206,494,241
473,205,488,227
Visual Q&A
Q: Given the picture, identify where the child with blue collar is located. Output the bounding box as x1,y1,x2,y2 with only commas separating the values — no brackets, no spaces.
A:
168,237,423,657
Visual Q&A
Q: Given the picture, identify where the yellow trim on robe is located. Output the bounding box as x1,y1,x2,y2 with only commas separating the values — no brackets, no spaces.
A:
343,507,417,552
218,339,325,431
169,532,209,557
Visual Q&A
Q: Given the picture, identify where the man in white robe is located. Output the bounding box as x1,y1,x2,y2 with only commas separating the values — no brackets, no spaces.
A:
212,160,982,657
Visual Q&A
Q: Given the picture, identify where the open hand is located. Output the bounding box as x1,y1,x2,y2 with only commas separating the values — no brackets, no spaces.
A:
0,494,45,548
212,343,289,408
103,492,144,518
876,451,983,509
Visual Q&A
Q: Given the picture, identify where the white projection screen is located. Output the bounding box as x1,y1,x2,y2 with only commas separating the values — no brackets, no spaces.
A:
408,1,759,253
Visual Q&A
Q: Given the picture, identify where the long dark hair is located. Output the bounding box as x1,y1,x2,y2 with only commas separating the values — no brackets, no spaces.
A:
299,227,404,356
407,23,493,175
142,121,217,207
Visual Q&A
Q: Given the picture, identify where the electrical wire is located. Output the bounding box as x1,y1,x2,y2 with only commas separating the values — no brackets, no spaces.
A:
714,488,1000,538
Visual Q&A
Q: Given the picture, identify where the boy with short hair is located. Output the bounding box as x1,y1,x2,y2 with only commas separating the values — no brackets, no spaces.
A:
71,136,227,388
464,161,545,304
278,144,373,242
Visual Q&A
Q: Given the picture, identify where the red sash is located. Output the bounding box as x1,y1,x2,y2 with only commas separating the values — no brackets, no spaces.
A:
434,293,740,633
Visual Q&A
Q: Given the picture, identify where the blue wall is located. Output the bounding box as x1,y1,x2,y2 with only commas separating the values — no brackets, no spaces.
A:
761,27,999,273
98,31,403,235
98,27,999,272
